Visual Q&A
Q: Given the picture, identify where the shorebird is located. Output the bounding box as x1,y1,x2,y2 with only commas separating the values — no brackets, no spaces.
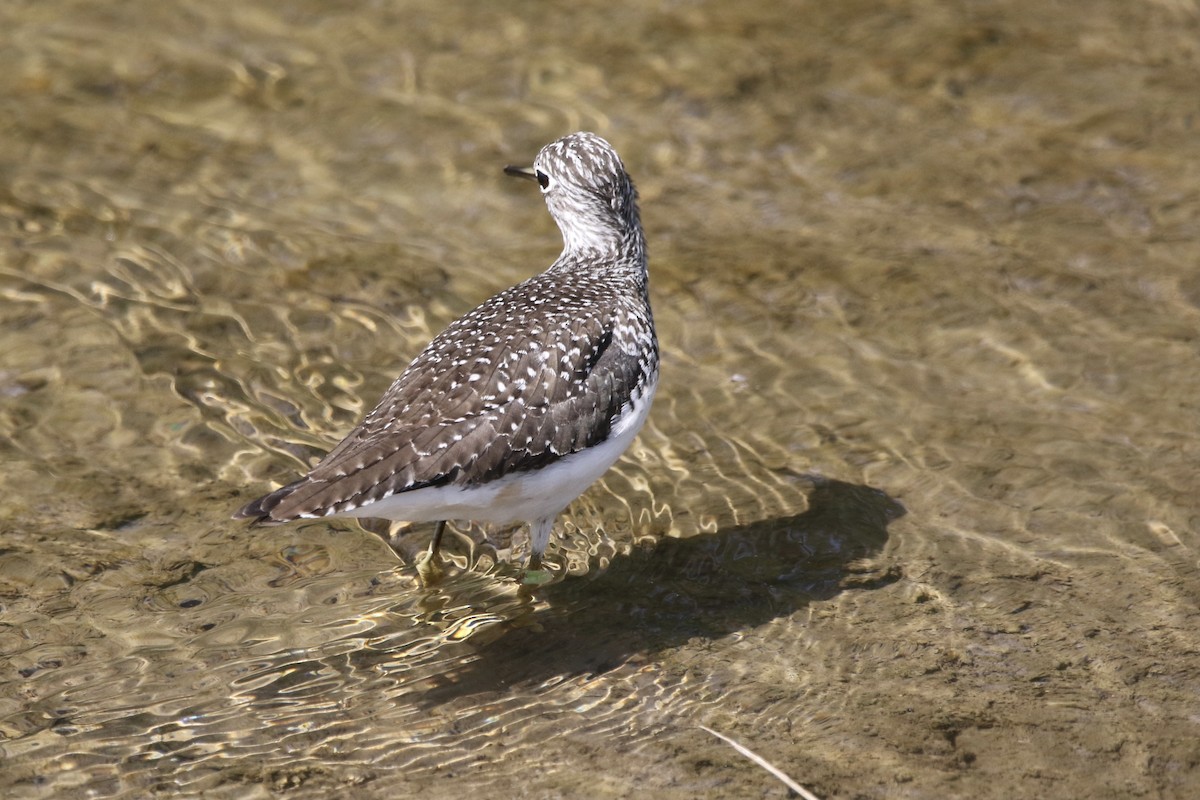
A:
234,132,657,576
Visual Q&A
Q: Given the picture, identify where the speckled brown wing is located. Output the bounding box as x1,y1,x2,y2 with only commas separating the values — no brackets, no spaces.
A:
236,270,651,523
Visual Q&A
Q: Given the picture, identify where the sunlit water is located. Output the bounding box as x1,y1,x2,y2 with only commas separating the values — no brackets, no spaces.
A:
2,1,1199,798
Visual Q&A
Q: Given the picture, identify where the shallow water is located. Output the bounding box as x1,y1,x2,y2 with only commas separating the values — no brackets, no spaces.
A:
2,0,1199,797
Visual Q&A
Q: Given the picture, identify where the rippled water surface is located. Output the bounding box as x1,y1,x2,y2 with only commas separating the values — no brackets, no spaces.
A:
3,1,1199,797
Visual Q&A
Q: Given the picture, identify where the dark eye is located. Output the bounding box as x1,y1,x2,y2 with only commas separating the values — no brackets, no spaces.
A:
536,170,550,190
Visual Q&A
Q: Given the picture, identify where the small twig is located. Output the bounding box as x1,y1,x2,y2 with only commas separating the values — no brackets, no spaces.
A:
699,724,822,800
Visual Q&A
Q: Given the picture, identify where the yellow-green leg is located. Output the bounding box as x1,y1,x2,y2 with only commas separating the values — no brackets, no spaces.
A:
415,520,447,584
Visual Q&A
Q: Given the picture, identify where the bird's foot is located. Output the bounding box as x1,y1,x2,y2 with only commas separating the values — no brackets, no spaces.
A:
520,566,555,587
414,548,445,586
519,553,562,587
414,520,449,585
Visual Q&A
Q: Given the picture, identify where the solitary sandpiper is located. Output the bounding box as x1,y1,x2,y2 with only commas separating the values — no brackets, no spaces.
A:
235,132,658,575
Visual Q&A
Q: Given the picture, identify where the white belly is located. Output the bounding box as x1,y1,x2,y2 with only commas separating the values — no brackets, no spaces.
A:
330,376,657,525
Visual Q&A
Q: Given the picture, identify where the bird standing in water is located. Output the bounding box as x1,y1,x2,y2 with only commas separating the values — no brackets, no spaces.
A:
235,132,657,578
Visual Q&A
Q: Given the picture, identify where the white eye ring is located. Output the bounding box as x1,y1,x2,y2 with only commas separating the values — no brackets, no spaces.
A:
536,170,552,192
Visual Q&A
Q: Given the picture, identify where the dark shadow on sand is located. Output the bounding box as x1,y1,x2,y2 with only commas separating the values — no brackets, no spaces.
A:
404,477,905,705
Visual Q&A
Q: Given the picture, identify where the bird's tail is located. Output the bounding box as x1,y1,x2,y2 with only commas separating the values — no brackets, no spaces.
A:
232,478,307,525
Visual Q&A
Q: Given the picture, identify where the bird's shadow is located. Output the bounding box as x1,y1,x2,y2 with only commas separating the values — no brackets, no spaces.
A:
398,477,905,706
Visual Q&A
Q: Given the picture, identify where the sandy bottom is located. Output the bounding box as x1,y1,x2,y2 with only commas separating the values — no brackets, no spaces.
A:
2,0,1199,797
